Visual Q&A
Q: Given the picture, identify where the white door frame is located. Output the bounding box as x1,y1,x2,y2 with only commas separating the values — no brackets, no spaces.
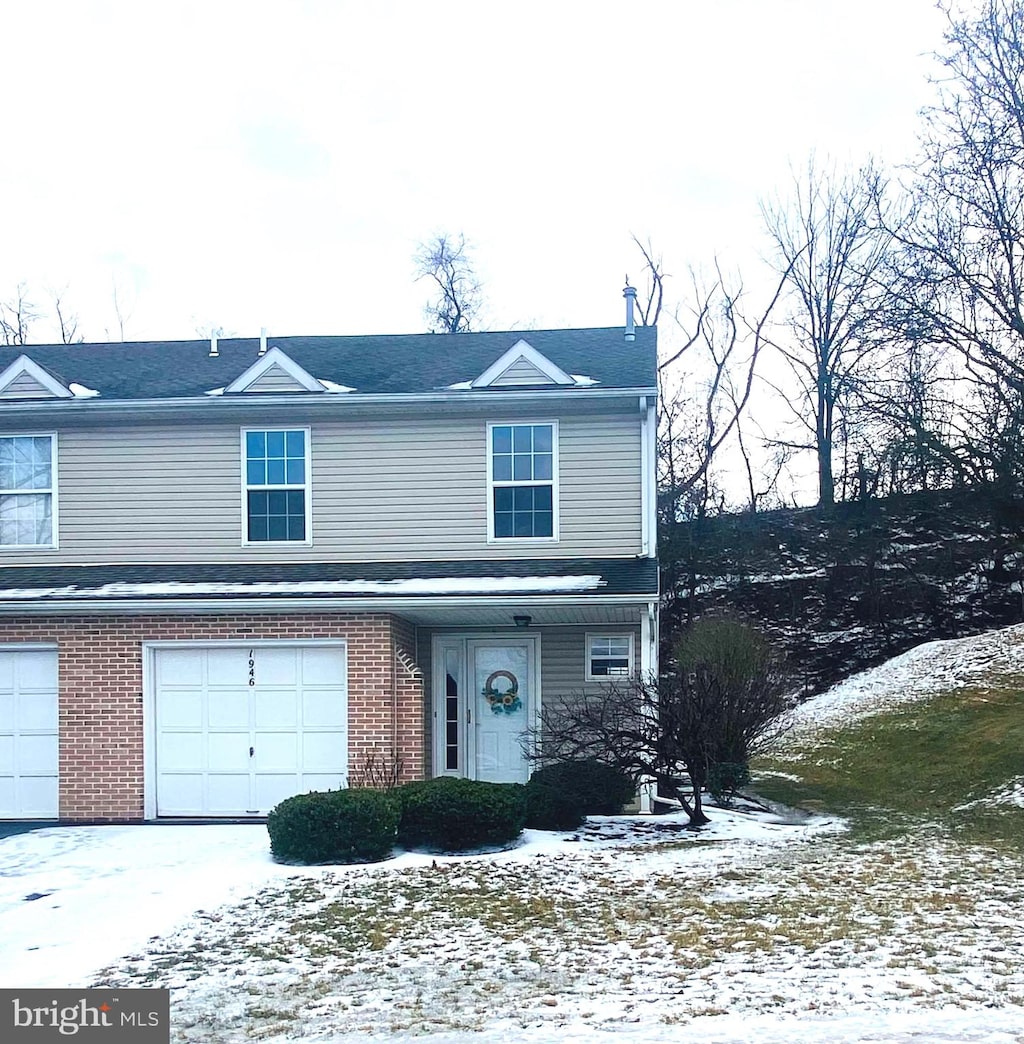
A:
142,638,347,819
430,632,541,782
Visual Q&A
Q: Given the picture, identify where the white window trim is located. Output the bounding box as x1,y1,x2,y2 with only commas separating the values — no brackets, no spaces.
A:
585,632,635,682
240,426,313,547
0,432,59,551
486,419,560,543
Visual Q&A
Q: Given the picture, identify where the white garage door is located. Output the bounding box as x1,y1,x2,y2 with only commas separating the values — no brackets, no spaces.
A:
154,643,348,816
0,648,59,819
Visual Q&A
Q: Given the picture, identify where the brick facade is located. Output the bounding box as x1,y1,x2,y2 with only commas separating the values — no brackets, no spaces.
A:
0,612,425,821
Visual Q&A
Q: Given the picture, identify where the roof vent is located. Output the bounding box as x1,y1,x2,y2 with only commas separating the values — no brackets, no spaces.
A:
623,279,637,342
259,327,268,356
209,332,219,358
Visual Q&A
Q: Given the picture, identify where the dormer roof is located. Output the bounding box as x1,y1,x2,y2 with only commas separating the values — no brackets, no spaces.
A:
0,354,75,400
470,339,577,388
223,346,327,394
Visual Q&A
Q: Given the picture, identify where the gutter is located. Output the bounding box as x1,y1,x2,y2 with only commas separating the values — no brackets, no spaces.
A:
0,592,657,616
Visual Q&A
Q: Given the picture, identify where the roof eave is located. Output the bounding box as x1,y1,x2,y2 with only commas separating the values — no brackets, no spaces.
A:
0,591,658,616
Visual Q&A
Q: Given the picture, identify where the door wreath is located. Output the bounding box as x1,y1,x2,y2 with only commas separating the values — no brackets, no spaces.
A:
482,669,522,715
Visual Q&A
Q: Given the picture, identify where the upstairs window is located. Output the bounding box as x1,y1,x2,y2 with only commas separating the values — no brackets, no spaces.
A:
488,422,557,540
0,434,56,548
243,428,310,543
587,635,634,680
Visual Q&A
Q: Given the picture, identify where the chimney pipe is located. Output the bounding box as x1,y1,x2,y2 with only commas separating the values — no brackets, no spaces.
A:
623,279,637,342
209,332,219,358
259,327,268,356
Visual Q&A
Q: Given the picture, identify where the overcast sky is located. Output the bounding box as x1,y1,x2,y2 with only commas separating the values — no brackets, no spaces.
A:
0,1,948,345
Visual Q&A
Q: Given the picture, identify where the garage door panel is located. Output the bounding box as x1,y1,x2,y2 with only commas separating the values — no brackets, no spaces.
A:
205,648,252,686
254,774,303,811
207,732,252,771
251,650,298,686
208,690,250,729
302,732,348,772
255,732,299,771
17,651,60,686
159,732,206,772
254,689,298,728
0,654,15,690
156,689,203,729
0,735,13,773
156,648,204,687
17,691,59,732
158,774,204,815
18,776,58,816
302,689,347,728
301,647,345,685
17,734,58,773
207,774,252,812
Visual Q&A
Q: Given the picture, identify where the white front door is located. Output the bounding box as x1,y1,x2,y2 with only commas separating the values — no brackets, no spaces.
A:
152,643,348,816
0,648,58,819
434,636,537,785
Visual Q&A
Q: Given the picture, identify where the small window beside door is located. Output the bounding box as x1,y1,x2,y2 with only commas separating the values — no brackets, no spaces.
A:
586,634,634,681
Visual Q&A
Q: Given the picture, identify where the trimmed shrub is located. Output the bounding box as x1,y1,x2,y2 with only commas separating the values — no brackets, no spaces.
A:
267,788,400,865
524,780,585,831
529,759,635,815
707,761,751,805
397,777,526,852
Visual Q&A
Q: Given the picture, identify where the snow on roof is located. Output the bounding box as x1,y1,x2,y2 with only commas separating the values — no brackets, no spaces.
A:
68,383,100,398
569,374,599,385
316,378,355,393
0,575,604,600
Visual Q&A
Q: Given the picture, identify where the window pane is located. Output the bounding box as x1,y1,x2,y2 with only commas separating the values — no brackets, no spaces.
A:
286,490,305,514
246,461,265,485
246,431,265,458
265,431,285,457
492,426,512,454
512,426,532,452
285,430,305,456
267,516,288,541
249,516,269,542
286,458,304,484
0,493,51,546
534,453,552,481
512,486,534,511
267,490,288,514
493,455,512,482
535,485,552,510
513,512,533,537
534,511,553,537
493,487,513,512
512,454,532,481
266,458,286,485
494,512,513,538
287,516,306,541
533,425,552,452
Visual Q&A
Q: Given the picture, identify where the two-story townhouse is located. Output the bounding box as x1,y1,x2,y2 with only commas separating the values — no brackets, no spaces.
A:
0,320,658,822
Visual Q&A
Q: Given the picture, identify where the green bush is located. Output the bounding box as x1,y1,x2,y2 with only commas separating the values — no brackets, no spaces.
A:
707,761,751,804
397,777,526,852
524,780,585,831
267,788,400,864
528,759,635,815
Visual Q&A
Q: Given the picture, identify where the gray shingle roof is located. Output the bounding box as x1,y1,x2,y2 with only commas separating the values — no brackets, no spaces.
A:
1,327,656,399
0,557,658,602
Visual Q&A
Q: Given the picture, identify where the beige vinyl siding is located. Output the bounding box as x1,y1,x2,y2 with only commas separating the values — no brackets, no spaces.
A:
490,358,556,386
243,366,312,393
2,413,641,563
0,373,58,399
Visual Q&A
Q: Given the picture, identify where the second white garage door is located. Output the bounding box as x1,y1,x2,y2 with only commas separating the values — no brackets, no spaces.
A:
153,642,348,817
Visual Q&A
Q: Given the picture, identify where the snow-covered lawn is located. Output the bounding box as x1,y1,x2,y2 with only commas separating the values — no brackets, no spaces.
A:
2,623,1024,1042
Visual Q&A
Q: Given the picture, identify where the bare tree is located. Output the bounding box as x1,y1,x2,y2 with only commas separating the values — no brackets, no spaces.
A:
761,157,892,505
881,0,1024,493
413,232,482,333
631,235,666,326
0,283,39,346
50,286,82,344
533,619,792,826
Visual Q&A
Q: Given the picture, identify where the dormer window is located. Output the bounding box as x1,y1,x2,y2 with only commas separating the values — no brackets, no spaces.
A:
0,434,57,547
242,428,311,544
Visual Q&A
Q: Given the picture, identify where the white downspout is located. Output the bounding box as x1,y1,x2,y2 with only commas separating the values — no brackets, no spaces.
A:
640,395,650,557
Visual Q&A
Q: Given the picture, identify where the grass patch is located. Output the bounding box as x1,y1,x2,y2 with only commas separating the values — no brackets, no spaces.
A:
756,678,1024,847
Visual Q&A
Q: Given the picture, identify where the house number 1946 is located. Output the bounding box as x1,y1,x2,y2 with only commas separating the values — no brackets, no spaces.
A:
248,649,255,687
